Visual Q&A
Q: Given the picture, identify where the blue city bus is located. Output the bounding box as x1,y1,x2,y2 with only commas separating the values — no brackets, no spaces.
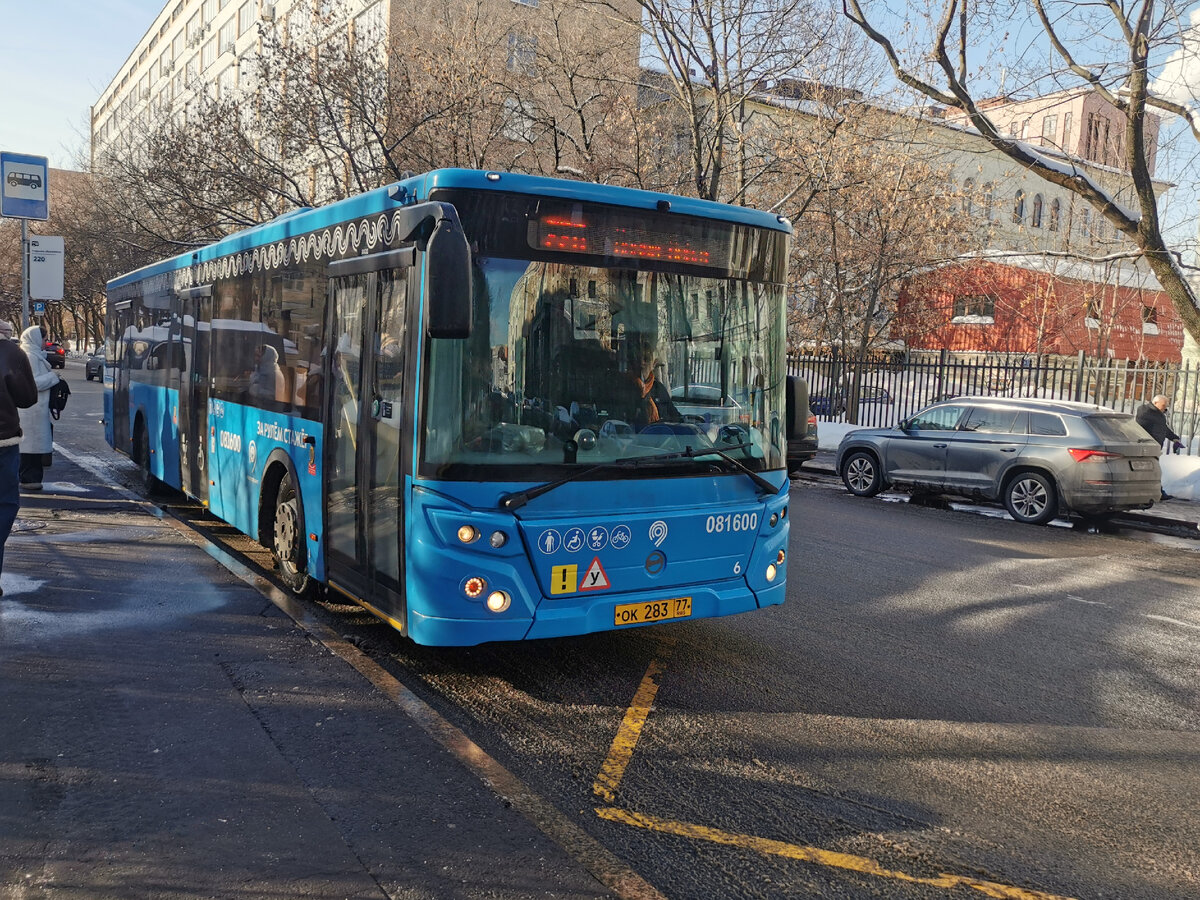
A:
105,169,799,646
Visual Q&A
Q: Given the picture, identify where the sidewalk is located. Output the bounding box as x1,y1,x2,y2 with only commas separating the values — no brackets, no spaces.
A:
0,450,615,900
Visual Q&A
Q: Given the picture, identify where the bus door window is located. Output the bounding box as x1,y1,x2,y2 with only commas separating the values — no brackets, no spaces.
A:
327,275,367,563
368,270,407,589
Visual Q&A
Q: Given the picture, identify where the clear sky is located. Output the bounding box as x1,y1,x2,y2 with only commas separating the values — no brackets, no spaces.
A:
0,0,166,169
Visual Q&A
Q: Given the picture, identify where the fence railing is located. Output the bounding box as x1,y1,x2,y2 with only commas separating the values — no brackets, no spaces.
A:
788,349,1199,453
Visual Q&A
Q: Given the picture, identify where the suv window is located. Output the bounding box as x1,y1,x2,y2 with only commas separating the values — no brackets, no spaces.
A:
1087,413,1155,442
1029,412,1067,436
908,404,966,431
961,406,1023,434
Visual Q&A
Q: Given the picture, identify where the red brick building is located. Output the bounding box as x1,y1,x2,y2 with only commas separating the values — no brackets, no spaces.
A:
895,259,1184,362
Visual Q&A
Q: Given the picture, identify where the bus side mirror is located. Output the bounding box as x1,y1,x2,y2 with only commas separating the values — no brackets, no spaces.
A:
426,216,472,339
785,375,809,441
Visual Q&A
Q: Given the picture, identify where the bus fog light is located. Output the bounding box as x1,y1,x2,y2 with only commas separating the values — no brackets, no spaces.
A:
486,590,511,613
464,576,486,599
776,550,786,565
457,524,480,544
765,563,778,582
770,513,778,527
489,530,508,548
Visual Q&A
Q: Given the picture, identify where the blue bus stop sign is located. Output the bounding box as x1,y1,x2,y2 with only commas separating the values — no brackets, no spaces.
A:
1,152,49,220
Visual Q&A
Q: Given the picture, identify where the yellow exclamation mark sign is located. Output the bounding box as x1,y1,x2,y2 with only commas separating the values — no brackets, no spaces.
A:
551,564,578,595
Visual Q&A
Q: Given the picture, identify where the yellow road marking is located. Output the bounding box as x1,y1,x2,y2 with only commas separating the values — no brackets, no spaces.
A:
596,807,1078,900
593,645,674,803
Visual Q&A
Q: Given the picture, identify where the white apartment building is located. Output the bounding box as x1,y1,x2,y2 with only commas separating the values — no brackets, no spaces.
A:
91,0,387,166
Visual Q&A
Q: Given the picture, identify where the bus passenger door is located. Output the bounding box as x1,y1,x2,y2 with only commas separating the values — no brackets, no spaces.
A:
111,301,134,453
178,286,211,503
325,248,413,622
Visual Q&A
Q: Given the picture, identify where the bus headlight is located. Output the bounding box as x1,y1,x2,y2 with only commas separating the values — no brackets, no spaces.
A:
457,524,480,544
765,563,778,582
489,530,508,549
776,550,786,565
486,590,511,613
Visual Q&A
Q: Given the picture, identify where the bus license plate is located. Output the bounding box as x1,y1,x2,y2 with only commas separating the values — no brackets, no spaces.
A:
614,597,692,627
1130,458,1154,470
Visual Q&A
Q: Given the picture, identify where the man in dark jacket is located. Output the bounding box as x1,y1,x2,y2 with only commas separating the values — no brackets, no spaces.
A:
1135,394,1184,500
0,323,39,595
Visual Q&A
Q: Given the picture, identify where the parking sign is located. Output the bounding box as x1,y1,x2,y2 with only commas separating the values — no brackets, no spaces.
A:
1,152,49,220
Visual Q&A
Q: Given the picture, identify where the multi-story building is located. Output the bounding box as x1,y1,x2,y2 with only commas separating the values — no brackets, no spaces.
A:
893,92,1184,362
91,0,639,195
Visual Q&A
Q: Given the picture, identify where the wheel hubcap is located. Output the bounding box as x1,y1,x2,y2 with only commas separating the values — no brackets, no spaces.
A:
847,458,874,492
275,496,299,563
1012,479,1047,518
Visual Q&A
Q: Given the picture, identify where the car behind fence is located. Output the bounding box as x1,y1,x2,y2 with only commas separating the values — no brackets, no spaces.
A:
790,348,1199,453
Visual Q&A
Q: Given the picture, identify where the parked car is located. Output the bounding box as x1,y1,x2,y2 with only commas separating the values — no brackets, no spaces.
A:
835,396,1162,524
85,350,105,381
44,341,66,369
810,385,893,416
785,374,818,473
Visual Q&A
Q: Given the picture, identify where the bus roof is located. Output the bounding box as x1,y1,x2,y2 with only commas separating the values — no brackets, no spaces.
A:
106,169,792,291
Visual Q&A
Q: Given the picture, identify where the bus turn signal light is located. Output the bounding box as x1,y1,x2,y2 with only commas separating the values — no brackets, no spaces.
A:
463,577,486,599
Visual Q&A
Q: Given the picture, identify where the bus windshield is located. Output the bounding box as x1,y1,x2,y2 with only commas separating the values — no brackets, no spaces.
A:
421,255,787,477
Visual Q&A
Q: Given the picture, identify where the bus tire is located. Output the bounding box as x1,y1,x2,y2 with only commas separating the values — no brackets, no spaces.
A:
271,472,313,597
133,418,164,496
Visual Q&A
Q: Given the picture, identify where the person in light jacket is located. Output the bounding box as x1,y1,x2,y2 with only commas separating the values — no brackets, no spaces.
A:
18,326,59,491
0,322,38,592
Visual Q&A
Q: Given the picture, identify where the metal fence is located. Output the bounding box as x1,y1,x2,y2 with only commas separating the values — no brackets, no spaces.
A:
788,349,1200,453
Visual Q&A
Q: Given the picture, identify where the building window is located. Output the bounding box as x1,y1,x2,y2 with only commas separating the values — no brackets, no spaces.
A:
1080,208,1092,238
952,294,996,323
983,183,994,221
238,0,253,35
1142,305,1159,334
1008,120,1019,137
1085,299,1101,329
1048,198,1060,232
1031,194,1044,228
962,177,975,215
186,11,201,43
220,19,236,51
202,37,217,69
506,33,537,75
1012,190,1025,224
1085,113,1110,164
1062,111,1072,150
1042,114,1057,144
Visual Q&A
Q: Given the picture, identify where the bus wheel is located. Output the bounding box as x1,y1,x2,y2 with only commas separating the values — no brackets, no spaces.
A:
133,420,163,496
272,474,313,596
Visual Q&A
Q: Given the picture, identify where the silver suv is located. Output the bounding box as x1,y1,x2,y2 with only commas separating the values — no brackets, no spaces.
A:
835,397,1162,524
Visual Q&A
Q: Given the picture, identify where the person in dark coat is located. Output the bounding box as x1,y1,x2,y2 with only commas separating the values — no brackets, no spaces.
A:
0,323,39,593
1135,394,1184,500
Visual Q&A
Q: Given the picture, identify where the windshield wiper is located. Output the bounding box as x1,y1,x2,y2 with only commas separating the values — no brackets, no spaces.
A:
499,443,778,512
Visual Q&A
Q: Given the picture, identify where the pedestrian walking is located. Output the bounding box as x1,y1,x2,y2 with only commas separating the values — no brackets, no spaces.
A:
17,326,61,492
1135,394,1184,500
0,322,39,593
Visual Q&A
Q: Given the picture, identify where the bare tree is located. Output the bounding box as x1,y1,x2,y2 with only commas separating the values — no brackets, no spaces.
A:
842,0,1200,348
595,0,847,203
757,103,977,360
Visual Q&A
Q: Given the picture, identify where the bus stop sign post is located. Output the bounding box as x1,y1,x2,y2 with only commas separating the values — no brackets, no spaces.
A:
1,151,51,332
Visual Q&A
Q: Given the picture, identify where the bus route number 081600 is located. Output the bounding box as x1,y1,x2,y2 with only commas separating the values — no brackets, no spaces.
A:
705,513,758,533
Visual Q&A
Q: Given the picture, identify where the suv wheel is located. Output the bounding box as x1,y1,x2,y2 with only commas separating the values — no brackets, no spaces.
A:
841,450,884,497
1004,471,1057,525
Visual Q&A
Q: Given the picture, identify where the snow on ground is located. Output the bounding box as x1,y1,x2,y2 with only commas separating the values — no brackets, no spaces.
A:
817,422,1200,500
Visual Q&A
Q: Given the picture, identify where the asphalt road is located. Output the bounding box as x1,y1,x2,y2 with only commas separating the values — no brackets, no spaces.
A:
26,359,1200,899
